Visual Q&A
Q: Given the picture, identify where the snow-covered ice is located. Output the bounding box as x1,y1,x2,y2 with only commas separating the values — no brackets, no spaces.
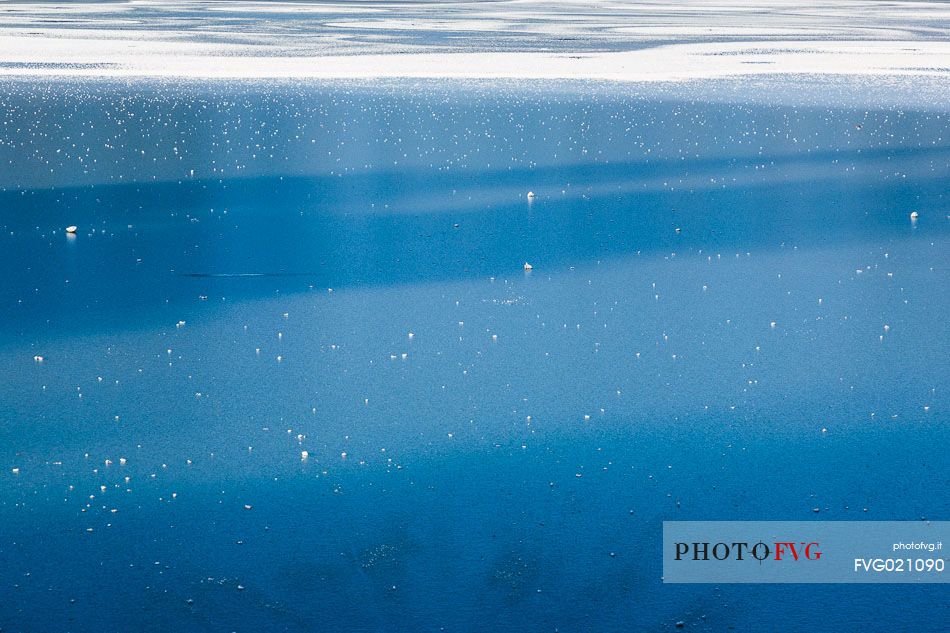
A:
0,1,947,82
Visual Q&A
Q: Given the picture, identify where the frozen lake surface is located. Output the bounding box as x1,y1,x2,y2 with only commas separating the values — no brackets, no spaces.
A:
1,0,949,81
1,78,948,632
0,2,949,632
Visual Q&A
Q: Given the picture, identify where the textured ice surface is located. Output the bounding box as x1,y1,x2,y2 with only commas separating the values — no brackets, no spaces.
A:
0,3,948,632
0,1,948,81
1,80,949,631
